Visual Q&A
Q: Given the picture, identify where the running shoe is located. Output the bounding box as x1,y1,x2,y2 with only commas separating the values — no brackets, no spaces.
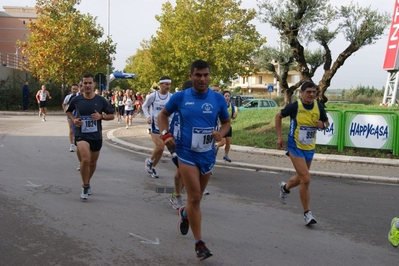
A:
80,187,89,200
87,185,92,196
278,181,289,205
128,121,132,126
42,117,46,122
69,144,75,152
126,125,129,129
203,189,210,195
77,163,80,171
151,168,159,178
388,217,399,247
223,155,231,162
304,211,317,226
178,206,189,235
195,240,213,261
170,194,183,210
145,158,153,174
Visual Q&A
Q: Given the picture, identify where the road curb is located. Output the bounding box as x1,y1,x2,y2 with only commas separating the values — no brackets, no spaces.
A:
106,128,399,184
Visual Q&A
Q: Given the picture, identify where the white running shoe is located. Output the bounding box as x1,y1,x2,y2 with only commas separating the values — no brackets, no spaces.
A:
170,195,183,210
279,181,288,205
80,187,88,200
304,211,317,226
42,117,46,122
77,163,80,171
126,125,129,129
69,144,75,152
150,168,159,178
145,158,153,174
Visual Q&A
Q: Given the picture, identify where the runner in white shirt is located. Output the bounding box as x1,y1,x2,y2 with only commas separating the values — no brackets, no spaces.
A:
36,84,52,121
142,76,173,178
62,84,79,152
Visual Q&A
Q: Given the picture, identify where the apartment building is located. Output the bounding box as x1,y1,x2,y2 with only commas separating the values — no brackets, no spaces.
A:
231,68,299,96
0,5,36,68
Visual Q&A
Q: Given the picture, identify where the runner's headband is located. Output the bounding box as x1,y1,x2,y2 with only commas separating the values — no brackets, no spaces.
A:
159,79,172,84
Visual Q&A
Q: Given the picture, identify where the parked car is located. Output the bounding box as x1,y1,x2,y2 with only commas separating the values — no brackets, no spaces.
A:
231,95,254,107
238,99,278,111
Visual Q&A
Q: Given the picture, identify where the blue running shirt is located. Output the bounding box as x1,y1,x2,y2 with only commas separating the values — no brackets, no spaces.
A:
165,88,229,154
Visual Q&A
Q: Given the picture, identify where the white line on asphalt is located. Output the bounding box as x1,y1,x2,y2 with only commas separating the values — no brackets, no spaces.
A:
129,233,160,245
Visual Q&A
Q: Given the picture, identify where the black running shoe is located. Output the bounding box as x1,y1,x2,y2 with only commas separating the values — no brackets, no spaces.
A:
177,206,189,235
195,240,213,261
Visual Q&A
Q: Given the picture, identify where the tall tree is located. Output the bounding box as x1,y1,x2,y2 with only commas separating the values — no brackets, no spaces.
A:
127,0,266,88
18,0,116,93
124,40,159,92
257,0,390,104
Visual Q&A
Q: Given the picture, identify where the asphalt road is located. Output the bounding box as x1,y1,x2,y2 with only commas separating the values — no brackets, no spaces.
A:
0,115,398,265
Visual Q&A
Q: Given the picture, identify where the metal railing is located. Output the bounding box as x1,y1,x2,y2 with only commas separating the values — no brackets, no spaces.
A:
0,52,24,69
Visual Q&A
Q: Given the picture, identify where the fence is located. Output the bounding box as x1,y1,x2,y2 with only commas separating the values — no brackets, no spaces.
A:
316,109,399,156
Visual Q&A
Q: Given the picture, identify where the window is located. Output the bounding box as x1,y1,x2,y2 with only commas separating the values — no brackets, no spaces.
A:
22,20,25,25
261,100,270,107
258,76,262,84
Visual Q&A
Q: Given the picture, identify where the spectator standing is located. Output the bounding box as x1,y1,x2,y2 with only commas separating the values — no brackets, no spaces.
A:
22,81,29,111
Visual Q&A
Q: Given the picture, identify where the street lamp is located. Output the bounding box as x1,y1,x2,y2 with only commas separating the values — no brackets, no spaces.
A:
106,0,110,92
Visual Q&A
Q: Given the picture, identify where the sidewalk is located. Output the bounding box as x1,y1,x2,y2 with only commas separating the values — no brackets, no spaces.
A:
108,116,399,184
3,110,399,183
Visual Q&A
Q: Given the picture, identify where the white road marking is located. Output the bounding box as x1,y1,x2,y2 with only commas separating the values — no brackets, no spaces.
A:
129,233,160,245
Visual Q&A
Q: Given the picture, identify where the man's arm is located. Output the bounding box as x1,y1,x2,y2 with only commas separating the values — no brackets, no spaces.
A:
275,112,284,149
214,118,231,142
36,91,40,102
157,108,171,134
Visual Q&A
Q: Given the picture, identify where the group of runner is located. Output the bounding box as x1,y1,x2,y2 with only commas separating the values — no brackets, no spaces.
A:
59,59,343,261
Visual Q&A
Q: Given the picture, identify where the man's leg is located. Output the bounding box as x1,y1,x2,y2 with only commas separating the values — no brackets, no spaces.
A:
179,163,210,241
67,120,74,144
150,133,165,167
42,107,47,119
76,141,91,186
287,153,311,211
88,150,100,184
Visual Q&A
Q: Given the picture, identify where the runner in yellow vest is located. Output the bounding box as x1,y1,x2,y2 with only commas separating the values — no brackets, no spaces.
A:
275,81,329,226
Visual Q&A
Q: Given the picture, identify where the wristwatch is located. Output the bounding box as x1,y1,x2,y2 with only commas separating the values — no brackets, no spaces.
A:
102,114,106,120
161,130,169,136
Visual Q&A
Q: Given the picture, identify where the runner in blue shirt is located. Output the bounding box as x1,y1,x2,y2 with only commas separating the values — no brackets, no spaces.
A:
158,60,230,261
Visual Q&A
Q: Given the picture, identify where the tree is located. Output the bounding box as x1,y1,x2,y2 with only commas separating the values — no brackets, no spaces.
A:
257,0,390,104
17,0,116,94
126,0,266,88
123,40,159,92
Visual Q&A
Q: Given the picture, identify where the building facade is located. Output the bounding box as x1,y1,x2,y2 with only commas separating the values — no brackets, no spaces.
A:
231,68,299,96
0,6,36,69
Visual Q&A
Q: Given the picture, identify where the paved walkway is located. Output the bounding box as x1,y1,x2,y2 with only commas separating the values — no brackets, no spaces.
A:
3,110,399,183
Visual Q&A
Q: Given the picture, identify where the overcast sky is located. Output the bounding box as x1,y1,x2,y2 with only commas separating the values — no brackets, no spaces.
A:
0,0,394,89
